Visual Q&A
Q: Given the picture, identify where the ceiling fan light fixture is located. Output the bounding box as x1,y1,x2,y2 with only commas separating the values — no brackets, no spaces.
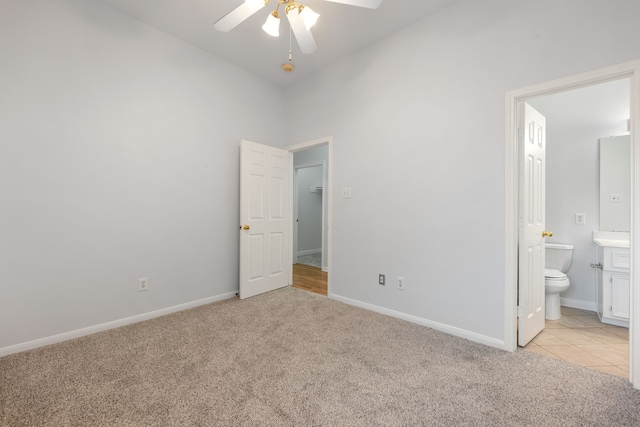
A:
214,0,383,54
262,11,280,37
299,5,319,30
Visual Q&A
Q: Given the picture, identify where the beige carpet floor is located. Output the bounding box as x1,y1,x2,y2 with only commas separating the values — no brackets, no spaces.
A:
2,287,640,426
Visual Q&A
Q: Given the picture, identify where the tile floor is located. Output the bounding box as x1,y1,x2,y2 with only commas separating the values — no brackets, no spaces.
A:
524,306,629,378
297,252,322,269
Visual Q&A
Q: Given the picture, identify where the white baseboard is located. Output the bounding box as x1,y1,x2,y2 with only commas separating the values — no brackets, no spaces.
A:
0,291,238,357
297,249,321,256
560,297,597,313
328,293,506,351
597,313,629,328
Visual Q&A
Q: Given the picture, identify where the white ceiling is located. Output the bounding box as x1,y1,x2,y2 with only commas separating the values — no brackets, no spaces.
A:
97,0,460,86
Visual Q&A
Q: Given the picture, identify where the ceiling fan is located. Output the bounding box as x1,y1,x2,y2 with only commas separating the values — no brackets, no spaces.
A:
213,0,384,55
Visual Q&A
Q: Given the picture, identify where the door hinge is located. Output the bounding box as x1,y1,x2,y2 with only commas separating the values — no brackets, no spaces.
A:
517,306,523,318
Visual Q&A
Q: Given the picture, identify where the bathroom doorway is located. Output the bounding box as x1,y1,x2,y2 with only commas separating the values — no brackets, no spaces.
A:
521,80,630,375
504,60,640,386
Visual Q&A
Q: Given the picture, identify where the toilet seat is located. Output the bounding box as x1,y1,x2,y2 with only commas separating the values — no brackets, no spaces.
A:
545,268,567,280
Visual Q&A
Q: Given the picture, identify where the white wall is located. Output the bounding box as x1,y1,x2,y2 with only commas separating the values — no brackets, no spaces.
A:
528,80,630,310
296,166,323,253
293,145,329,168
0,0,283,350
284,0,640,344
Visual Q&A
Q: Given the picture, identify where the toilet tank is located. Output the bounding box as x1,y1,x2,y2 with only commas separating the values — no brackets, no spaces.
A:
545,243,574,272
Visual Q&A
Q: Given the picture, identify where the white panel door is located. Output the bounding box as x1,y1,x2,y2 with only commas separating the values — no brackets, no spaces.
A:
518,102,548,347
239,140,291,299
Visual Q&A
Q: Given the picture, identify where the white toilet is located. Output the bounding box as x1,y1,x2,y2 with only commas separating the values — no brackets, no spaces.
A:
545,243,574,320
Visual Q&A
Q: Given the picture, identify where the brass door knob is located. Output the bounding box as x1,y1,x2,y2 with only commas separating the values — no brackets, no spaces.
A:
243,225,250,230
542,231,553,237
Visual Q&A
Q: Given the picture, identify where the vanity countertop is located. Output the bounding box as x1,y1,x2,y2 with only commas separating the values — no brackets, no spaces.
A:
593,238,629,248
593,231,629,248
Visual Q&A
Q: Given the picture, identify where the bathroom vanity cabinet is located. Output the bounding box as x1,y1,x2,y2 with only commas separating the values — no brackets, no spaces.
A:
596,246,630,328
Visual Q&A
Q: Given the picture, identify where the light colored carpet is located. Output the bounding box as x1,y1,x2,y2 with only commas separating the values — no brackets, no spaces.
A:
2,287,640,426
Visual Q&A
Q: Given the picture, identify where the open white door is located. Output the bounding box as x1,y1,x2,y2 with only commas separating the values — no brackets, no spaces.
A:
239,140,291,299
518,102,549,346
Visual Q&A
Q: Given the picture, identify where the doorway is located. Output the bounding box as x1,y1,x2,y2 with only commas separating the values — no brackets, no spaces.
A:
520,80,631,377
294,164,325,269
287,138,332,297
504,60,640,388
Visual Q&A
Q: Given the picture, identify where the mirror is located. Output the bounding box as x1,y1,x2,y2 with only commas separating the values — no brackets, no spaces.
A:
599,135,630,231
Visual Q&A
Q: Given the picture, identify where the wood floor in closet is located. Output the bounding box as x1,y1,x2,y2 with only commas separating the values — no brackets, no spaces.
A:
292,263,327,296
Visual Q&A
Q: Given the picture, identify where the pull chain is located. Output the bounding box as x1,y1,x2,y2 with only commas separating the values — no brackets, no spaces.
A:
289,24,293,62
282,23,294,72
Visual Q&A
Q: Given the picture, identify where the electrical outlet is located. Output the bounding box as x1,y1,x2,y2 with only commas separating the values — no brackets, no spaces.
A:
138,278,148,292
342,187,352,199
379,274,385,285
397,276,405,290
575,213,586,224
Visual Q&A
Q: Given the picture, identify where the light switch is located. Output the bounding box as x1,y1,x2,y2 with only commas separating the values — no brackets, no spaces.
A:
342,187,352,199
575,213,586,224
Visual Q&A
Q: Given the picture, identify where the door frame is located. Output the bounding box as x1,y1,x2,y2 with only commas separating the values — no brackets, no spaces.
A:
504,59,640,387
285,137,333,296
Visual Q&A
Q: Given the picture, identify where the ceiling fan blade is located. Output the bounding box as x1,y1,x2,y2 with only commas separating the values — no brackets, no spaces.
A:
213,1,267,32
322,0,383,9
286,8,317,54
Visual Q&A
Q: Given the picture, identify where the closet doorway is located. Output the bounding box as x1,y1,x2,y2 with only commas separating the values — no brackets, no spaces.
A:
289,141,330,296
